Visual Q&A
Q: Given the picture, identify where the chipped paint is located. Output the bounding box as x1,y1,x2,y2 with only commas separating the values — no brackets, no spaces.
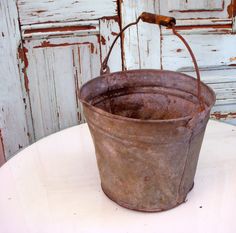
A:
211,111,236,119
227,0,236,18
100,35,106,45
17,0,118,25
100,15,120,22
171,24,232,31
18,45,30,93
24,25,96,34
33,40,96,54
0,129,6,166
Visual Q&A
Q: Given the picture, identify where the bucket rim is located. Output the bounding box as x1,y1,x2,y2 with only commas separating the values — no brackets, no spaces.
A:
79,69,216,124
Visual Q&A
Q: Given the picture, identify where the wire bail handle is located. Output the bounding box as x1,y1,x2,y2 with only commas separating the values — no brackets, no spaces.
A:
101,12,203,109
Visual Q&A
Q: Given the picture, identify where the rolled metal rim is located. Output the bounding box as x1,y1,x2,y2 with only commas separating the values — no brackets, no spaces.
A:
79,69,216,124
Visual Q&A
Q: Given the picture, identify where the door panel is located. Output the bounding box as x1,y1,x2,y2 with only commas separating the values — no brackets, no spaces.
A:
161,0,231,19
23,32,101,141
162,34,236,71
160,0,236,124
17,0,117,25
168,0,224,12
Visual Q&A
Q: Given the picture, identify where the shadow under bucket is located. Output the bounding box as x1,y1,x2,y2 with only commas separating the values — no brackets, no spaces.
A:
79,13,216,212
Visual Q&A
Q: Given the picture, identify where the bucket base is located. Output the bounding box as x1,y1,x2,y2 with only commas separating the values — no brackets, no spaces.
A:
101,182,194,212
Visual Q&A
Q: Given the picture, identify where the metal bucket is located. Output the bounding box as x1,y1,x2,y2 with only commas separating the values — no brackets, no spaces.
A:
79,13,216,212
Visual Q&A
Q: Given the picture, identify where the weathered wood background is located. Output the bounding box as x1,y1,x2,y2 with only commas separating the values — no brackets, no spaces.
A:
0,0,236,161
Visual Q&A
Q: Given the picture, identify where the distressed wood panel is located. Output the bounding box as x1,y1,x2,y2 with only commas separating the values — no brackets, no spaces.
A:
22,20,100,40
168,0,224,11
162,34,236,71
121,0,161,70
0,0,29,159
17,0,118,25
184,68,236,125
100,18,122,72
160,0,231,19
24,34,101,141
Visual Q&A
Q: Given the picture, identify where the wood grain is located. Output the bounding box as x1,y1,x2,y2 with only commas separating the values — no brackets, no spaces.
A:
0,0,29,159
121,0,161,70
17,0,118,25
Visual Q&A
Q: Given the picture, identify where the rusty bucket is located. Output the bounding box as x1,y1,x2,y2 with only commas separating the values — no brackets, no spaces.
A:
79,13,216,212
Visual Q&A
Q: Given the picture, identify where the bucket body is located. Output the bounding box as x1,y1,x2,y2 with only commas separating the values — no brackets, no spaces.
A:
79,69,216,212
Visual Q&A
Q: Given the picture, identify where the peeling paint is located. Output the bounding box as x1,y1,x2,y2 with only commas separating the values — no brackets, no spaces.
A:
0,129,5,166
24,25,96,34
33,40,94,49
227,0,236,18
18,0,118,25
172,24,232,31
211,111,236,119
18,45,30,93
100,35,106,45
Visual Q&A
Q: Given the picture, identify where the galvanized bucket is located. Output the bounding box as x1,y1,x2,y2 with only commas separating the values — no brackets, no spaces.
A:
79,13,216,212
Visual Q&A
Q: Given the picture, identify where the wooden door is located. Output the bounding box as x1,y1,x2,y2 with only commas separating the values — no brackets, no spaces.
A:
0,0,122,160
121,0,236,124
17,0,122,142
160,0,236,124
0,0,30,161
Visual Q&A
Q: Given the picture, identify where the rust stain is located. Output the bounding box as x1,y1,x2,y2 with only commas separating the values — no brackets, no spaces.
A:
0,129,5,166
18,46,30,93
211,111,236,119
100,35,106,45
24,25,96,34
227,0,236,18
176,48,182,52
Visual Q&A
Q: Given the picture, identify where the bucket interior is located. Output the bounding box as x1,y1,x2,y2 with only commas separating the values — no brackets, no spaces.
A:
80,70,215,121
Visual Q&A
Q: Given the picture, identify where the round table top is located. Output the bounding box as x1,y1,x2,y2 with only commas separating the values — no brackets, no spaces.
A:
0,120,235,233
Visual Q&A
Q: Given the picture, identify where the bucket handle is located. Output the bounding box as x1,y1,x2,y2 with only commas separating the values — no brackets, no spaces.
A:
101,12,204,109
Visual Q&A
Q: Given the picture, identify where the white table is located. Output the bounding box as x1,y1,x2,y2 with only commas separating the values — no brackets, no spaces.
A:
0,120,235,233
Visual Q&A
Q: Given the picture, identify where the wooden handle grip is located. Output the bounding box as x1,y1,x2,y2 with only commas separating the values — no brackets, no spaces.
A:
140,12,176,27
